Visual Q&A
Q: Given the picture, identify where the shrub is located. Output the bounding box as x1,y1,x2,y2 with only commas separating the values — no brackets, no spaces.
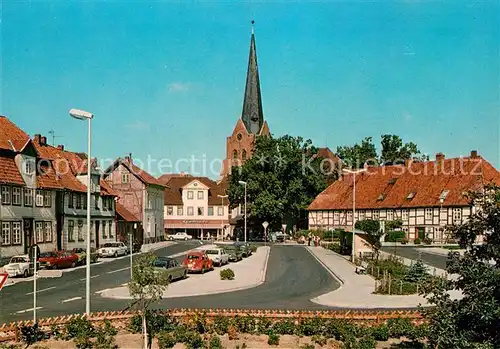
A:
329,243,342,254
387,318,415,338
93,320,117,349
357,336,377,349
301,345,315,349
371,325,389,341
423,237,433,245
208,335,223,349
65,317,95,340
157,331,177,349
311,334,327,346
250,245,258,253
271,319,296,335
232,315,256,334
19,323,46,346
183,331,204,349
385,231,406,242
413,238,421,245
267,332,280,346
401,238,409,245
212,315,230,335
256,316,272,334
220,268,235,280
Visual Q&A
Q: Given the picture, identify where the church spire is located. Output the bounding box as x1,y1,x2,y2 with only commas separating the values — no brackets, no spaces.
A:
241,20,264,134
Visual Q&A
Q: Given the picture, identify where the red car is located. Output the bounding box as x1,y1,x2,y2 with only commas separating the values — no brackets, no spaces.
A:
182,251,213,273
38,251,79,269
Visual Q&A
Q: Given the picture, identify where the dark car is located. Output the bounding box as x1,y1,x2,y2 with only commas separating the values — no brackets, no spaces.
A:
72,248,99,265
219,244,243,262
235,242,252,257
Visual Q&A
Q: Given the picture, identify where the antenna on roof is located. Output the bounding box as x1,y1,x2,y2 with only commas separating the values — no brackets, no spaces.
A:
48,129,61,146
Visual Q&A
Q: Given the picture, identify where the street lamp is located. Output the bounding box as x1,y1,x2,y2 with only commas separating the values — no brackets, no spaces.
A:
217,195,228,241
69,108,94,315
342,168,367,263
238,181,247,243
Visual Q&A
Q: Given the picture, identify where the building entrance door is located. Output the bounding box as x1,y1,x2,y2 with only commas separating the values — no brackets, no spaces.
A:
23,218,34,254
95,221,100,248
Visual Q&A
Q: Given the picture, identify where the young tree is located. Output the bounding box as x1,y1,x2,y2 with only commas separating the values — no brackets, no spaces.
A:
422,185,500,348
128,252,169,349
355,219,383,257
336,136,378,169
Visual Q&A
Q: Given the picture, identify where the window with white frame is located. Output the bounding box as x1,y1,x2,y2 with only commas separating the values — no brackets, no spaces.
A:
24,188,33,206
44,222,52,242
359,210,366,220
197,207,204,216
425,208,433,220
167,206,173,215
122,173,129,184
453,208,462,222
373,210,380,219
187,206,194,216
208,207,214,216
102,221,107,238
24,159,35,175
1,186,11,205
197,191,204,199
217,207,224,216
347,211,353,221
1,222,11,245
187,191,194,199
35,190,44,207
177,206,183,216
35,222,44,243
12,187,21,205
402,209,409,220
387,210,394,221
44,191,51,207
334,211,339,221
12,222,21,245
77,220,84,241
68,220,75,242
109,221,114,238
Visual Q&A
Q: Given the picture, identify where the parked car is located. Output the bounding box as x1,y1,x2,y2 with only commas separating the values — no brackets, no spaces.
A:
153,257,188,281
204,248,230,266
182,251,213,273
167,232,193,241
221,244,243,262
97,242,128,258
72,248,99,265
3,255,32,278
38,251,79,269
235,242,252,257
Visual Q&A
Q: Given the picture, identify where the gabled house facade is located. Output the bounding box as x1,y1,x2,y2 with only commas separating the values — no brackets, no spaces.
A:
161,174,230,240
104,156,165,244
0,116,60,257
308,151,500,243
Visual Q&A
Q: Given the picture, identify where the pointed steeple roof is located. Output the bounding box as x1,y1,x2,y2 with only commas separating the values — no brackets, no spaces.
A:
241,21,264,134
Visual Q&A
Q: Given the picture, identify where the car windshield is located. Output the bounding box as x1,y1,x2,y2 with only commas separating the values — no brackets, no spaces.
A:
40,252,58,258
187,255,200,260
10,257,27,263
205,250,219,255
103,243,120,248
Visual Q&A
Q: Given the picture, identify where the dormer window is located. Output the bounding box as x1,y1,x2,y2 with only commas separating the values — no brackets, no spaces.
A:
24,159,35,175
407,192,416,200
122,173,129,184
439,190,449,201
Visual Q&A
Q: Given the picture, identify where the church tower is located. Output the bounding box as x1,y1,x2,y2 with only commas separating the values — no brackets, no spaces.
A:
221,21,270,177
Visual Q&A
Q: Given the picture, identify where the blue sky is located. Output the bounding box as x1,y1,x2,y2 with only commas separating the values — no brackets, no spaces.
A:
2,1,498,178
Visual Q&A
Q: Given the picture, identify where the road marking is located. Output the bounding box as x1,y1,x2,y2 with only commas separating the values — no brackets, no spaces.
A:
95,288,109,294
26,286,55,295
80,275,99,281
107,267,130,274
16,307,43,314
62,297,82,303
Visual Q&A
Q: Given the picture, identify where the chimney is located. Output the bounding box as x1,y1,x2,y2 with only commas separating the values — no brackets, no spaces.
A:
34,134,41,143
40,136,47,145
436,152,445,163
57,145,64,151
470,150,478,158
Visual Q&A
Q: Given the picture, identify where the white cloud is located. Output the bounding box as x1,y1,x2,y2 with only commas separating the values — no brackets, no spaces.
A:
168,82,191,92
125,121,150,130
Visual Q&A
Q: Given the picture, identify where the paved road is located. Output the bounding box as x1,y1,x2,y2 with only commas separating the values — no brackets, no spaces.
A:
381,246,449,270
0,245,340,324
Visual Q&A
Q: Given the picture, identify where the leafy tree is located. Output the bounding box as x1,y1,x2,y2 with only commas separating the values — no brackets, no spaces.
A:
422,185,500,348
228,135,327,232
336,136,377,169
385,219,403,231
128,252,170,349
380,134,425,164
355,219,383,257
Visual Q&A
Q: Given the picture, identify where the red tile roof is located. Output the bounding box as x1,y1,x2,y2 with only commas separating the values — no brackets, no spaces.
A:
0,116,31,152
0,156,25,185
164,176,226,205
116,202,140,222
105,158,165,188
315,147,341,163
158,173,192,185
308,154,500,210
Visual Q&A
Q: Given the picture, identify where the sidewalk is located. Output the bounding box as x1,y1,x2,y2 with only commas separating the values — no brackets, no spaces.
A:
100,246,270,299
307,246,461,309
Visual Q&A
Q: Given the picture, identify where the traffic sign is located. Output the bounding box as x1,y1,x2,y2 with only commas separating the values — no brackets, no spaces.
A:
262,221,269,229
0,273,8,291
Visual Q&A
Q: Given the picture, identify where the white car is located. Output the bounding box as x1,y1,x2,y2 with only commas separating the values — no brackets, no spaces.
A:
168,232,193,241
98,242,128,258
204,248,229,266
4,255,32,278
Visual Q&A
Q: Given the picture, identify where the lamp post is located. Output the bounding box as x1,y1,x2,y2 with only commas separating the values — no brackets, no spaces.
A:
217,195,228,241
69,108,94,315
342,168,367,263
238,181,247,243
